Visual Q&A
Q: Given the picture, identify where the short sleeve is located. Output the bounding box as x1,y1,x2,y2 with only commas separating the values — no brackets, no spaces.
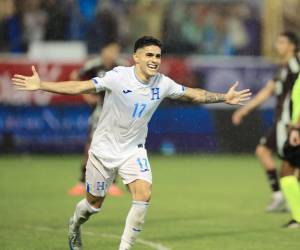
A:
91,69,118,93
165,77,186,99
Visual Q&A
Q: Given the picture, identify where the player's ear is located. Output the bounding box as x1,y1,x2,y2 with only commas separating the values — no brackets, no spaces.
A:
133,53,139,64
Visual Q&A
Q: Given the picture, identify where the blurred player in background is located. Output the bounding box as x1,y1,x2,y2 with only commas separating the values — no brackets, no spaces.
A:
280,73,300,228
232,31,300,212
68,41,126,197
12,36,251,250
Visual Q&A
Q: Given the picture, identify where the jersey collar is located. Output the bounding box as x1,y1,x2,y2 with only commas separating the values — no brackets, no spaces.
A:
132,66,156,86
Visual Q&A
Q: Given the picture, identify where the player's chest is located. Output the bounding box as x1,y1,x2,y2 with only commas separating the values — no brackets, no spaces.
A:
116,84,162,103
113,84,163,117
275,70,295,96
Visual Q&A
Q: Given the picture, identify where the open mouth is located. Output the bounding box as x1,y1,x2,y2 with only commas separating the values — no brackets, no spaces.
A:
147,64,158,70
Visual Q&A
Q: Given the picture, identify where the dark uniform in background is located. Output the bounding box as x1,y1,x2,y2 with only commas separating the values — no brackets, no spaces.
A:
280,71,300,228
259,56,300,158
68,49,127,196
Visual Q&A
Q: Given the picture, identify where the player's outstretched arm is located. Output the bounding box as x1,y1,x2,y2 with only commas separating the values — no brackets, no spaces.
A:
232,80,275,125
180,81,251,105
12,66,96,95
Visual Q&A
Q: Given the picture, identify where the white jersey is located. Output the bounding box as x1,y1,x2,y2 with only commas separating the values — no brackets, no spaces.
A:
89,66,186,168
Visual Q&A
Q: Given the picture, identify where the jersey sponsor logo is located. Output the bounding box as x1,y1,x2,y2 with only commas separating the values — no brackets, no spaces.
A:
122,89,132,94
151,87,160,100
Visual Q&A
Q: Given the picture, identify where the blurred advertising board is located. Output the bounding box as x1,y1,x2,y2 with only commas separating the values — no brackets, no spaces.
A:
0,59,82,105
0,56,276,153
0,56,276,106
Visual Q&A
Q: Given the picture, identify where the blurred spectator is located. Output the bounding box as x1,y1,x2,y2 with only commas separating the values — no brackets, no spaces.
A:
229,3,260,55
67,0,98,40
163,1,257,56
283,0,300,38
125,0,167,51
22,0,47,48
0,0,24,52
0,0,262,55
201,8,232,55
86,4,119,53
43,0,69,40
162,1,192,54
179,3,206,53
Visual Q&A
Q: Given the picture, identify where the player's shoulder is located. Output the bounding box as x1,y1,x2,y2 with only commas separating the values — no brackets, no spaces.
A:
288,56,300,74
110,65,131,73
83,57,102,70
155,72,175,84
116,58,129,67
109,66,134,81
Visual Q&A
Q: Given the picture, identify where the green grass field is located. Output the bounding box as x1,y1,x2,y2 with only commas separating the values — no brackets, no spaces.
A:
0,154,298,250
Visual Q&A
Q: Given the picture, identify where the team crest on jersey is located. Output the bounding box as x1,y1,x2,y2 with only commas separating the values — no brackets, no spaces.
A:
151,88,160,100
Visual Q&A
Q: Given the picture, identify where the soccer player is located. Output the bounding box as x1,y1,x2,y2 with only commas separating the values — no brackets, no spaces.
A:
232,31,300,212
68,42,126,197
12,36,251,250
280,73,300,228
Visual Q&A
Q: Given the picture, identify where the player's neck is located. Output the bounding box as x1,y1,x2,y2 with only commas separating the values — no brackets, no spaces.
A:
103,60,114,69
280,52,294,65
134,66,151,84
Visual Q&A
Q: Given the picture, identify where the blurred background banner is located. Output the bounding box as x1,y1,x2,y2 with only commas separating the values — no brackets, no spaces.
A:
1,0,300,154
0,57,276,154
0,59,82,105
0,57,276,105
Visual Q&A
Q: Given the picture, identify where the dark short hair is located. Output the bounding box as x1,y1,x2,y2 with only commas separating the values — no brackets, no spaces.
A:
280,31,299,52
134,36,162,53
101,41,119,49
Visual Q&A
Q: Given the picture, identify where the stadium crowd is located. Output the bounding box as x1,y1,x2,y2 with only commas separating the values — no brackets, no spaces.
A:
0,0,260,55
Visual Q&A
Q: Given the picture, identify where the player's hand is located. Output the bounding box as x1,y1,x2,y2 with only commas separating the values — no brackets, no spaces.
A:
225,81,252,106
12,66,41,91
232,109,246,126
289,129,300,146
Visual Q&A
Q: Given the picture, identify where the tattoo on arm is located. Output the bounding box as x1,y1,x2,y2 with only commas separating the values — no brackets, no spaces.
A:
203,91,226,103
180,88,227,104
